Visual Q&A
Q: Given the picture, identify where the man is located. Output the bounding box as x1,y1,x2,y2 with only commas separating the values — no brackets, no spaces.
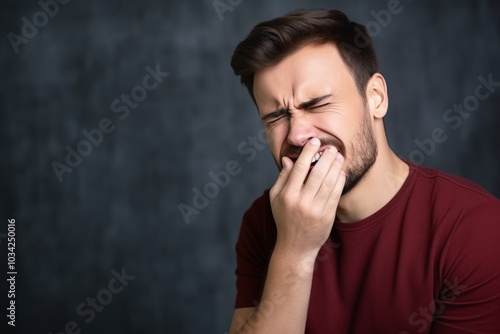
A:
228,9,500,334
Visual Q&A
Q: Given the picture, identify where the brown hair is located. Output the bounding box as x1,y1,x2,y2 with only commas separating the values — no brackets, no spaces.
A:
231,9,379,102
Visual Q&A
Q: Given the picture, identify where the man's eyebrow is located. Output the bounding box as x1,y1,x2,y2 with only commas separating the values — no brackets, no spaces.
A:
260,94,333,122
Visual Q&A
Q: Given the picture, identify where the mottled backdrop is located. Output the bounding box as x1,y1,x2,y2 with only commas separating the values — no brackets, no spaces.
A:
1,0,499,333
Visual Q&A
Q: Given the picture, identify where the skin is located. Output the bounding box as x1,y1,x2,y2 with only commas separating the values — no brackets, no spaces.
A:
229,43,409,333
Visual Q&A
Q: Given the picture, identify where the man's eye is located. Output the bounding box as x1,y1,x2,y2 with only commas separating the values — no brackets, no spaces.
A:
267,115,285,125
264,109,289,126
309,103,330,110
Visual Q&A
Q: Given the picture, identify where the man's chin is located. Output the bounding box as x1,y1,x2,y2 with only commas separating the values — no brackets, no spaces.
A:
341,159,376,195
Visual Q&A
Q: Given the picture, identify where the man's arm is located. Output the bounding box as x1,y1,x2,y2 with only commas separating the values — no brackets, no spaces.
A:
229,138,345,333
229,244,318,333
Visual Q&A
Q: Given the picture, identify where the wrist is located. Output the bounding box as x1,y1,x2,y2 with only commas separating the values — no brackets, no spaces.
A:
271,242,320,278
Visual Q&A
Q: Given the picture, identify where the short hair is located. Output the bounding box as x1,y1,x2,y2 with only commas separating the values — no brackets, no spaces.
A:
231,9,379,102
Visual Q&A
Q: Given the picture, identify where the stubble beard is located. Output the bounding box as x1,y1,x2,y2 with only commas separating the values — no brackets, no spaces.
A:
342,109,378,195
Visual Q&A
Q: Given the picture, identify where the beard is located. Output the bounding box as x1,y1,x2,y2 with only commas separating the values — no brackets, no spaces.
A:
341,109,378,195
278,108,378,195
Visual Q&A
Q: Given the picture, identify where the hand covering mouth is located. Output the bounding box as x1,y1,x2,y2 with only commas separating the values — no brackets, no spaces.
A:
282,137,345,168
287,147,336,166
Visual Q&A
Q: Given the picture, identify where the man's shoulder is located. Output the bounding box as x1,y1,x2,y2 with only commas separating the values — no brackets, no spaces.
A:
408,163,499,232
411,163,497,205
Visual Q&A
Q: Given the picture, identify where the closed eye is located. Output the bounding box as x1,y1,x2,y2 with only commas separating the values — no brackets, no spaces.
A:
308,103,330,110
262,100,330,126
267,115,286,125
262,108,289,126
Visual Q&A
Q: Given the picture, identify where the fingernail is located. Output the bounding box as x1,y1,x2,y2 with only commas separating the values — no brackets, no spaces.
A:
336,153,344,162
310,138,320,146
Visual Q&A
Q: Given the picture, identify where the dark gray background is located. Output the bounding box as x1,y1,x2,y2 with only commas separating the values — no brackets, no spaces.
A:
1,0,499,333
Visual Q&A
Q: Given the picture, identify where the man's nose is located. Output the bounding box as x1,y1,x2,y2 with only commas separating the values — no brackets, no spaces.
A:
286,114,318,148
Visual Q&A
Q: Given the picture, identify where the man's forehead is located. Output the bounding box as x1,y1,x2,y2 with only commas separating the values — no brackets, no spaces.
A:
253,44,348,108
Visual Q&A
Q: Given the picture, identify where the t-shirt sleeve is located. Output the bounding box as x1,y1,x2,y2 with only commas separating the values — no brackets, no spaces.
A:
234,193,272,309
431,197,500,333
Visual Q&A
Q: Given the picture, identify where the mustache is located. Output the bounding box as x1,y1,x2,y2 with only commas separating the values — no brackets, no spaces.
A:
281,136,346,159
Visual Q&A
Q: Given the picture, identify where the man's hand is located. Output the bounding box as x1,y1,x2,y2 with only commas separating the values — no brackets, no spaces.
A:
269,138,346,258
230,138,345,333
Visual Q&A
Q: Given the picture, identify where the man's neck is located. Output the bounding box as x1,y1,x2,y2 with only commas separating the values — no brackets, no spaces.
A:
336,148,410,223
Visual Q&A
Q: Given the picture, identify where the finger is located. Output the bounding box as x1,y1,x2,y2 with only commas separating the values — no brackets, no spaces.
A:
302,146,339,198
270,156,293,198
315,150,344,204
325,166,346,212
286,138,320,192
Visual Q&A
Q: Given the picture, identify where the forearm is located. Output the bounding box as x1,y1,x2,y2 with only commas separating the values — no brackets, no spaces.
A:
234,245,318,334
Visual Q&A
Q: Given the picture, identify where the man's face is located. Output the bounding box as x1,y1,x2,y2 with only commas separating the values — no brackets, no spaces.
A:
253,43,378,194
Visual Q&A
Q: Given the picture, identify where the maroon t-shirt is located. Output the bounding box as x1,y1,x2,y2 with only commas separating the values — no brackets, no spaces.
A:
235,163,500,333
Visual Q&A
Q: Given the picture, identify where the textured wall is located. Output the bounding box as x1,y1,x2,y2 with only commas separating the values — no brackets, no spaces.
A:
1,0,499,333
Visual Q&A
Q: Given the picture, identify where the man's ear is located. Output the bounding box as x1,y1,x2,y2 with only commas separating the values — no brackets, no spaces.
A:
366,73,388,119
